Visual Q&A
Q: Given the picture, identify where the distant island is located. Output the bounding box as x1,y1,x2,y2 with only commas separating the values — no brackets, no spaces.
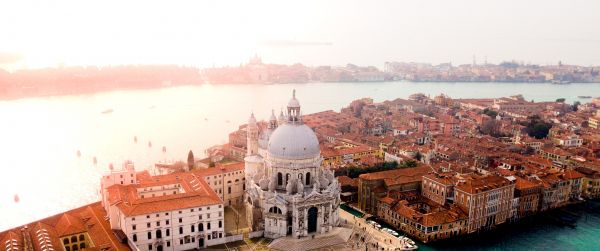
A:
1,56,599,100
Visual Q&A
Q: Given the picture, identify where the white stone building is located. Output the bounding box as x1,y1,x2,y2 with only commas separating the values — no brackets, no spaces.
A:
244,90,341,238
100,162,244,251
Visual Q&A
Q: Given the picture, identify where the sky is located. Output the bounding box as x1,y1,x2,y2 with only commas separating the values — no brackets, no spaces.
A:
1,0,600,70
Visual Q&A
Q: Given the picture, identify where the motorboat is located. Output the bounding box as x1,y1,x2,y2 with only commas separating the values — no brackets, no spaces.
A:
397,236,418,250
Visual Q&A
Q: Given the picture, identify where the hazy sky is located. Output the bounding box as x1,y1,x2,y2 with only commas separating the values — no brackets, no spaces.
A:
1,0,599,69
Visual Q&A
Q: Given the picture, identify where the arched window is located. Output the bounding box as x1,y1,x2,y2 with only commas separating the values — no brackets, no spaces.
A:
277,173,283,186
156,229,162,238
199,223,204,231
133,234,137,242
71,236,77,243
147,232,152,239
79,243,85,249
269,207,282,214
72,245,79,251
306,172,311,185
65,246,70,251
78,234,84,241
63,238,69,245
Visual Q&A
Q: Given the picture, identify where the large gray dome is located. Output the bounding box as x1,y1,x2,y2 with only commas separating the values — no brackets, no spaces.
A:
267,123,320,160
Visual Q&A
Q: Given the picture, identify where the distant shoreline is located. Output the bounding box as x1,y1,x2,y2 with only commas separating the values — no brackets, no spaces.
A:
2,80,600,102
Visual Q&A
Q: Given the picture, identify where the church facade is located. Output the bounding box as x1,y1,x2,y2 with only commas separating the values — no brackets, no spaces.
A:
244,91,341,239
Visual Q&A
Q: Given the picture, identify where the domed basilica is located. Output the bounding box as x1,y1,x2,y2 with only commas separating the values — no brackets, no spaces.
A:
244,90,341,238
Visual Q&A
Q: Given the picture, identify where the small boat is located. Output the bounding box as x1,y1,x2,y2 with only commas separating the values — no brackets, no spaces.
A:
93,156,97,165
148,141,152,147
551,80,571,85
101,109,114,114
398,236,418,251
578,96,592,99
77,150,81,158
134,136,138,143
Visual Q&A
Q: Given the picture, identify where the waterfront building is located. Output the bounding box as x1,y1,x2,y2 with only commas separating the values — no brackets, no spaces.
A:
577,164,600,199
454,175,515,233
377,193,468,243
243,91,341,238
357,165,430,214
513,177,542,219
100,161,247,251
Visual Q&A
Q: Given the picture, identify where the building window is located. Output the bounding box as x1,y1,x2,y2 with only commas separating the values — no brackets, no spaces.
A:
132,225,136,230
165,213,169,216
306,172,311,185
179,239,183,245
277,173,283,186
207,223,211,230
132,234,137,242
132,217,135,221
179,218,182,223
78,235,84,241
72,245,78,251
228,187,231,194
63,239,69,245
191,209,194,212
207,213,210,219
148,244,152,250
156,230,162,238
191,225,195,232
146,215,150,219
147,232,152,239
166,220,169,225
167,241,170,247
71,236,77,243
199,223,203,231
147,223,151,228
219,221,222,228
166,229,170,236
66,246,70,251
79,243,85,249
179,227,183,234
157,221,160,226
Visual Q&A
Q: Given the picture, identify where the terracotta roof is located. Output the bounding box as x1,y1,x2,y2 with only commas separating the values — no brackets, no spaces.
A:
360,165,431,188
455,175,513,194
337,176,358,187
0,202,130,251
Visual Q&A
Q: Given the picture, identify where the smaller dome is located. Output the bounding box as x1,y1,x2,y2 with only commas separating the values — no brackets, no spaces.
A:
288,98,300,108
288,89,300,108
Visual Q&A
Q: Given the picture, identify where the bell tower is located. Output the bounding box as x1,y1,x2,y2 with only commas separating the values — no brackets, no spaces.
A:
247,112,259,155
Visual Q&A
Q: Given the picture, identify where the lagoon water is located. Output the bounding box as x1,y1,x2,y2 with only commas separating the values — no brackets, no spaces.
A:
1,81,599,249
